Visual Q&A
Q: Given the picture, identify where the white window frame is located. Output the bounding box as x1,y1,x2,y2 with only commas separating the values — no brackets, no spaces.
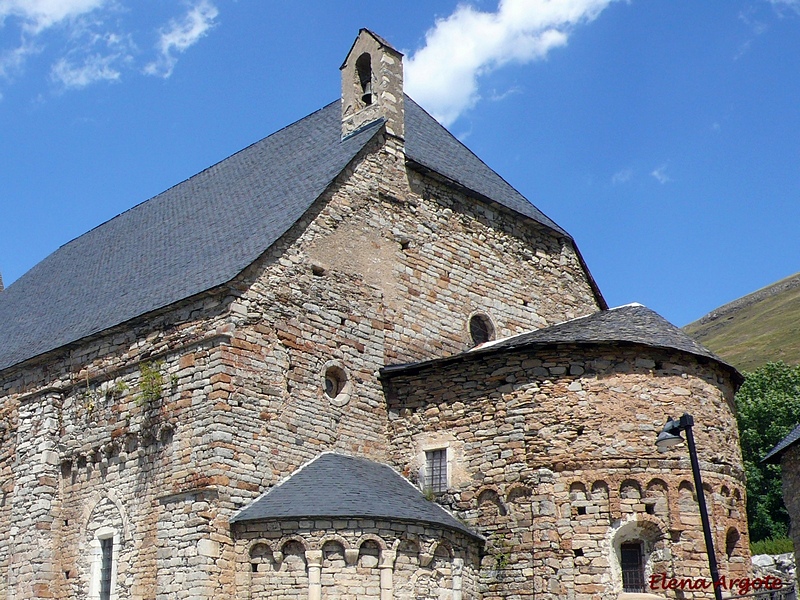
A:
88,527,119,600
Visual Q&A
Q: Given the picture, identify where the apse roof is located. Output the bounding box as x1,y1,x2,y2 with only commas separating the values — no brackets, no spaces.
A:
230,452,482,541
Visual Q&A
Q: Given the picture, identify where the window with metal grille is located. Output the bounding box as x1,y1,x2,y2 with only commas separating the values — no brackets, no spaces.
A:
469,314,494,346
425,449,447,493
620,542,645,593
99,537,113,600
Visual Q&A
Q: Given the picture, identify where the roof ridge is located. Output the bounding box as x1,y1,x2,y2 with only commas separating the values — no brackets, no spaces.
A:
48,101,345,261
404,96,568,237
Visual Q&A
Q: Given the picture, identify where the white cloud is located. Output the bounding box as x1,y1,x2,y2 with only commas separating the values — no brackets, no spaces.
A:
651,164,671,184
612,168,632,184
0,0,107,80
144,0,218,78
488,86,522,102
0,38,38,78
0,0,108,33
405,0,618,126
769,0,800,14
0,1,219,93
48,24,134,88
51,53,120,88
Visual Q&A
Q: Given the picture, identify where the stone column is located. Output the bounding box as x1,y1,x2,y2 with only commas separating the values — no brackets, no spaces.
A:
306,550,322,600
8,391,62,599
453,557,464,600
379,549,395,600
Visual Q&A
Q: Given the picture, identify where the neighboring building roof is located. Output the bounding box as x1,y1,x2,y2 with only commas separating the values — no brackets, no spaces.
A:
382,304,741,383
0,97,580,373
763,424,800,464
230,452,482,541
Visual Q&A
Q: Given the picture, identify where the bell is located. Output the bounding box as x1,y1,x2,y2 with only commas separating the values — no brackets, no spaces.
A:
361,81,373,106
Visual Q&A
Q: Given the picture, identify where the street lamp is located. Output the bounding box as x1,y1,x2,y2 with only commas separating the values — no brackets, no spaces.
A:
656,413,722,600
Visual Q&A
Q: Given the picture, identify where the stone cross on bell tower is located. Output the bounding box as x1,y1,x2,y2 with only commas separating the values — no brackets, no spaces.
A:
341,29,404,140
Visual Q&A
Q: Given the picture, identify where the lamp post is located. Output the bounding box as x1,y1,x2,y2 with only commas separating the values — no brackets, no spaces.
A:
656,413,722,600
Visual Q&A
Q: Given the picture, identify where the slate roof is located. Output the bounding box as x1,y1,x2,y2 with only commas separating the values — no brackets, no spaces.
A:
763,424,800,464
382,304,741,382
0,97,575,373
0,97,567,370
230,453,482,541
404,100,567,236
0,104,382,372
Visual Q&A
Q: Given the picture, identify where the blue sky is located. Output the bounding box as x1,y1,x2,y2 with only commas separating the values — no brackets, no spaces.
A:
1,0,799,327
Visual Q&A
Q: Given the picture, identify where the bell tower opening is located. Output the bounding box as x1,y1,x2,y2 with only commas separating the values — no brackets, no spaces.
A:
340,29,404,139
356,53,372,106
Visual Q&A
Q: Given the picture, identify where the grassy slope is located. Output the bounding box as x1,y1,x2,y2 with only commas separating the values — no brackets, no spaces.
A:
683,273,800,373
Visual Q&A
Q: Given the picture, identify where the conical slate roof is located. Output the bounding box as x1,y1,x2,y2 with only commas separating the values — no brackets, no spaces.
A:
382,304,740,382
486,303,724,360
230,453,482,541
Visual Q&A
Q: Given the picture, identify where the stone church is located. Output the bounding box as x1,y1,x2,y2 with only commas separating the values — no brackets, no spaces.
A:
0,30,750,599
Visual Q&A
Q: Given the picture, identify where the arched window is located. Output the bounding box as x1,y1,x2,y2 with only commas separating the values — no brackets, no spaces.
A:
611,518,667,595
726,528,740,559
324,366,347,399
321,361,351,406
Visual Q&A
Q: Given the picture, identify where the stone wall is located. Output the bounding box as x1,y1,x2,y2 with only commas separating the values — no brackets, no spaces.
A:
384,344,750,599
781,444,800,572
233,518,481,600
0,127,601,599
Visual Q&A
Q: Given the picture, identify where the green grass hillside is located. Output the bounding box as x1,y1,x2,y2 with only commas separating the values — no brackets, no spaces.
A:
683,273,800,373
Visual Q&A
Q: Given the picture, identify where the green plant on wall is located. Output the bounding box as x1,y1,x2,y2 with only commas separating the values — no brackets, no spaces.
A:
494,550,509,571
80,372,100,415
491,538,511,573
107,379,128,400
137,361,165,405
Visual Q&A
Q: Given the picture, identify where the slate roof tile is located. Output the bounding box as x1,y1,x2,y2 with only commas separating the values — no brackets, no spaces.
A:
0,98,574,373
382,304,740,382
763,424,800,464
230,452,482,541
0,103,384,372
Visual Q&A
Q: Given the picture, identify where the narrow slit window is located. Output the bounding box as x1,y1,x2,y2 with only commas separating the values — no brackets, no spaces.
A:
426,449,447,493
99,537,113,600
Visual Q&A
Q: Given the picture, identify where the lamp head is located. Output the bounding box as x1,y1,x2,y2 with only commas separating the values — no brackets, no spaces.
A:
656,416,685,451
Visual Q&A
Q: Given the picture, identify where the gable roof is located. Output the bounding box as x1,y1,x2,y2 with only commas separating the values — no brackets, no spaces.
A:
230,452,482,541
0,97,578,373
404,100,568,236
763,424,800,464
382,304,741,383
0,104,382,373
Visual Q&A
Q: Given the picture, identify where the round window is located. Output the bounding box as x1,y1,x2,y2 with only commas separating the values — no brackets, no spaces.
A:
469,314,494,346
